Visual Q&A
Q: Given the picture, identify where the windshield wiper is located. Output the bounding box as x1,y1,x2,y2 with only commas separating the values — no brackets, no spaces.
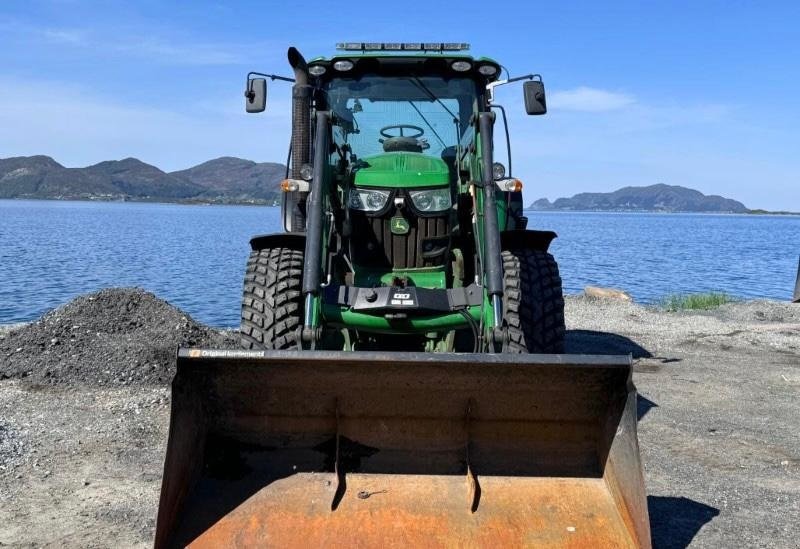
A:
407,77,459,122
407,76,460,152
407,101,446,148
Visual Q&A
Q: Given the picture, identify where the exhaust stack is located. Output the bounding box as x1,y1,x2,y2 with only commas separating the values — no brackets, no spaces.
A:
284,47,311,232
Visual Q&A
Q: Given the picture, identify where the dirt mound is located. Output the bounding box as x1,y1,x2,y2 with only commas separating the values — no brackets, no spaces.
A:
711,299,800,324
0,288,237,386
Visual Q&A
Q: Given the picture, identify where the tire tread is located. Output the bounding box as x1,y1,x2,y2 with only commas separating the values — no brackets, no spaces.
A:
502,249,566,353
240,247,304,350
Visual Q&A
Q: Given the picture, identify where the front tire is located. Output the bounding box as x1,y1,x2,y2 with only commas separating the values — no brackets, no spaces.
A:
240,247,304,350
502,249,565,353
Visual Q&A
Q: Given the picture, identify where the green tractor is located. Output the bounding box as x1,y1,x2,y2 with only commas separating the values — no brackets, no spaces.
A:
154,44,651,548
241,43,563,354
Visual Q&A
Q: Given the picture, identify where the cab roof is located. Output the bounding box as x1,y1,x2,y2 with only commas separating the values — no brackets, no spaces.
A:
306,42,503,82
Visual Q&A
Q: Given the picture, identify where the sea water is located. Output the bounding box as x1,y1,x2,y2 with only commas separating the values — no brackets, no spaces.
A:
1,200,798,327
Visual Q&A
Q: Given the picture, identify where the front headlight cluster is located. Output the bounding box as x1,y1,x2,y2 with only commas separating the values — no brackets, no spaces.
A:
347,187,451,213
348,188,390,212
409,188,451,213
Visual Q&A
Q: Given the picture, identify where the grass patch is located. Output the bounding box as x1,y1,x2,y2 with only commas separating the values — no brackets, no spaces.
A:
659,292,737,311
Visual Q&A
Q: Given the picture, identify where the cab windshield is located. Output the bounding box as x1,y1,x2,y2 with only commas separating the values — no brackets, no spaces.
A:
324,75,478,159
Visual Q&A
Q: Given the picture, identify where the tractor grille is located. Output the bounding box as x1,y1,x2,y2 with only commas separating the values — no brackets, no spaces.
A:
350,211,450,270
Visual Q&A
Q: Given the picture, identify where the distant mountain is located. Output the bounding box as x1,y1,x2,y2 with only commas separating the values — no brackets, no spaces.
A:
0,155,285,204
85,158,205,199
0,155,117,199
171,157,285,201
529,184,748,213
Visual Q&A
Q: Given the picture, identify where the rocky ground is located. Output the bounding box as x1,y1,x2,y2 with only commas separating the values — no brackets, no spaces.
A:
0,289,798,548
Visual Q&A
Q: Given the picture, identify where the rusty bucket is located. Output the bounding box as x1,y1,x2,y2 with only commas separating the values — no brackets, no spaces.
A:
155,349,650,548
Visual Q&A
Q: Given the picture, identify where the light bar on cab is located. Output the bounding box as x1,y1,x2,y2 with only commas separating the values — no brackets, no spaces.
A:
336,42,470,52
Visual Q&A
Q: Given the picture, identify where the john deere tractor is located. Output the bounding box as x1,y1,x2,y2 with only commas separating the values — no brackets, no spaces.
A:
154,44,651,548
240,43,563,353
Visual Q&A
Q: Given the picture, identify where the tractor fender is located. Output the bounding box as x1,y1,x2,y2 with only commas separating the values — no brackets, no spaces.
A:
500,229,557,253
249,232,306,252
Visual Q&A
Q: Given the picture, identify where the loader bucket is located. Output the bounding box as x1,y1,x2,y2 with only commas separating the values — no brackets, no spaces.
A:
155,349,650,548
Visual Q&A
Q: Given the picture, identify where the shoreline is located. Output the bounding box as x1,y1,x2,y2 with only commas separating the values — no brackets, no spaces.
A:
2,295,796,331
0,323,26,335
528,209,800,217
3,198,799,216
0,196,279,207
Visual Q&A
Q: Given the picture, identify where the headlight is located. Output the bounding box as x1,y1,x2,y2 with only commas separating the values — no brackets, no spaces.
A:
409,188,451,213
333,59,354,71
492,162,506,180
348,188,390,212
299,163,313,181
478,64,499,76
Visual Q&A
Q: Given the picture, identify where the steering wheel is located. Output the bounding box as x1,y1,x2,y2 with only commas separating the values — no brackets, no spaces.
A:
380,124,425,139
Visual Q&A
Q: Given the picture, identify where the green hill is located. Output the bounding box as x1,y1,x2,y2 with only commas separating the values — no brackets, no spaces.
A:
0,155,286,204
529,184,748,213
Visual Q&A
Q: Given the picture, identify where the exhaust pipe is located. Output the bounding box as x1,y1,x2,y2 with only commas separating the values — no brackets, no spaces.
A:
793,255,800,303
284,47,312,232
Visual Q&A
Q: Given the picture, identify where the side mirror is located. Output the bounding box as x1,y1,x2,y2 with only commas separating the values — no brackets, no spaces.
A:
523,80,546,115
245,78,267,113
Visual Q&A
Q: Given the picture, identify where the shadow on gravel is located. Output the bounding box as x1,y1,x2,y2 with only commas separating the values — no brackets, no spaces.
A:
637,395,659,421
648,496,720,549
565,330,653,358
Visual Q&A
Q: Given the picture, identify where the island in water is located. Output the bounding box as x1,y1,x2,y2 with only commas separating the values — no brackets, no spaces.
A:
0,155,285,205
529,184,750,213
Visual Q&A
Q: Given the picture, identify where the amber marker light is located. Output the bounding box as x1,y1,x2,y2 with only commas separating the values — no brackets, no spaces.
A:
495,178,523,192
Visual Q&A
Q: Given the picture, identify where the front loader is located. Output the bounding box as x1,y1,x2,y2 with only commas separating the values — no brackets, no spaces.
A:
155,43,651,548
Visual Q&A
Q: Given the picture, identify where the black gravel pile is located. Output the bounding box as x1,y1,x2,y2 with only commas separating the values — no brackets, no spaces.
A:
0,288,237,386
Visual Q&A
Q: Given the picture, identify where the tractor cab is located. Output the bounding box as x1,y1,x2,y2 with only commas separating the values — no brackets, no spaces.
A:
322,69,475,278
310,47,505,268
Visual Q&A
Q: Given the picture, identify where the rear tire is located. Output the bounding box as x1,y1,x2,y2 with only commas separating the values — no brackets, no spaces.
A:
240,247,304,350
502,249,565,353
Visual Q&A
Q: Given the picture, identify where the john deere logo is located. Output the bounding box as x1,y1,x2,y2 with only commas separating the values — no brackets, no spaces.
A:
390,216,410,235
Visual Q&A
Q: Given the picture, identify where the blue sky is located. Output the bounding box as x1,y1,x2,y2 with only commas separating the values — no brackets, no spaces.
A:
1,0,798,210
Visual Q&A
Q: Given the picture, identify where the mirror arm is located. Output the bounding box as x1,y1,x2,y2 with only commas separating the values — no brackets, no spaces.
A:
486,73,542,104
507,73,542,84
248,71,295,83
244,71,295,100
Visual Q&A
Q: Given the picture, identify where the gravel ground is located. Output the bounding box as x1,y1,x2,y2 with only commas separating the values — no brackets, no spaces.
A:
0,290,798,548
566,297,800,548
